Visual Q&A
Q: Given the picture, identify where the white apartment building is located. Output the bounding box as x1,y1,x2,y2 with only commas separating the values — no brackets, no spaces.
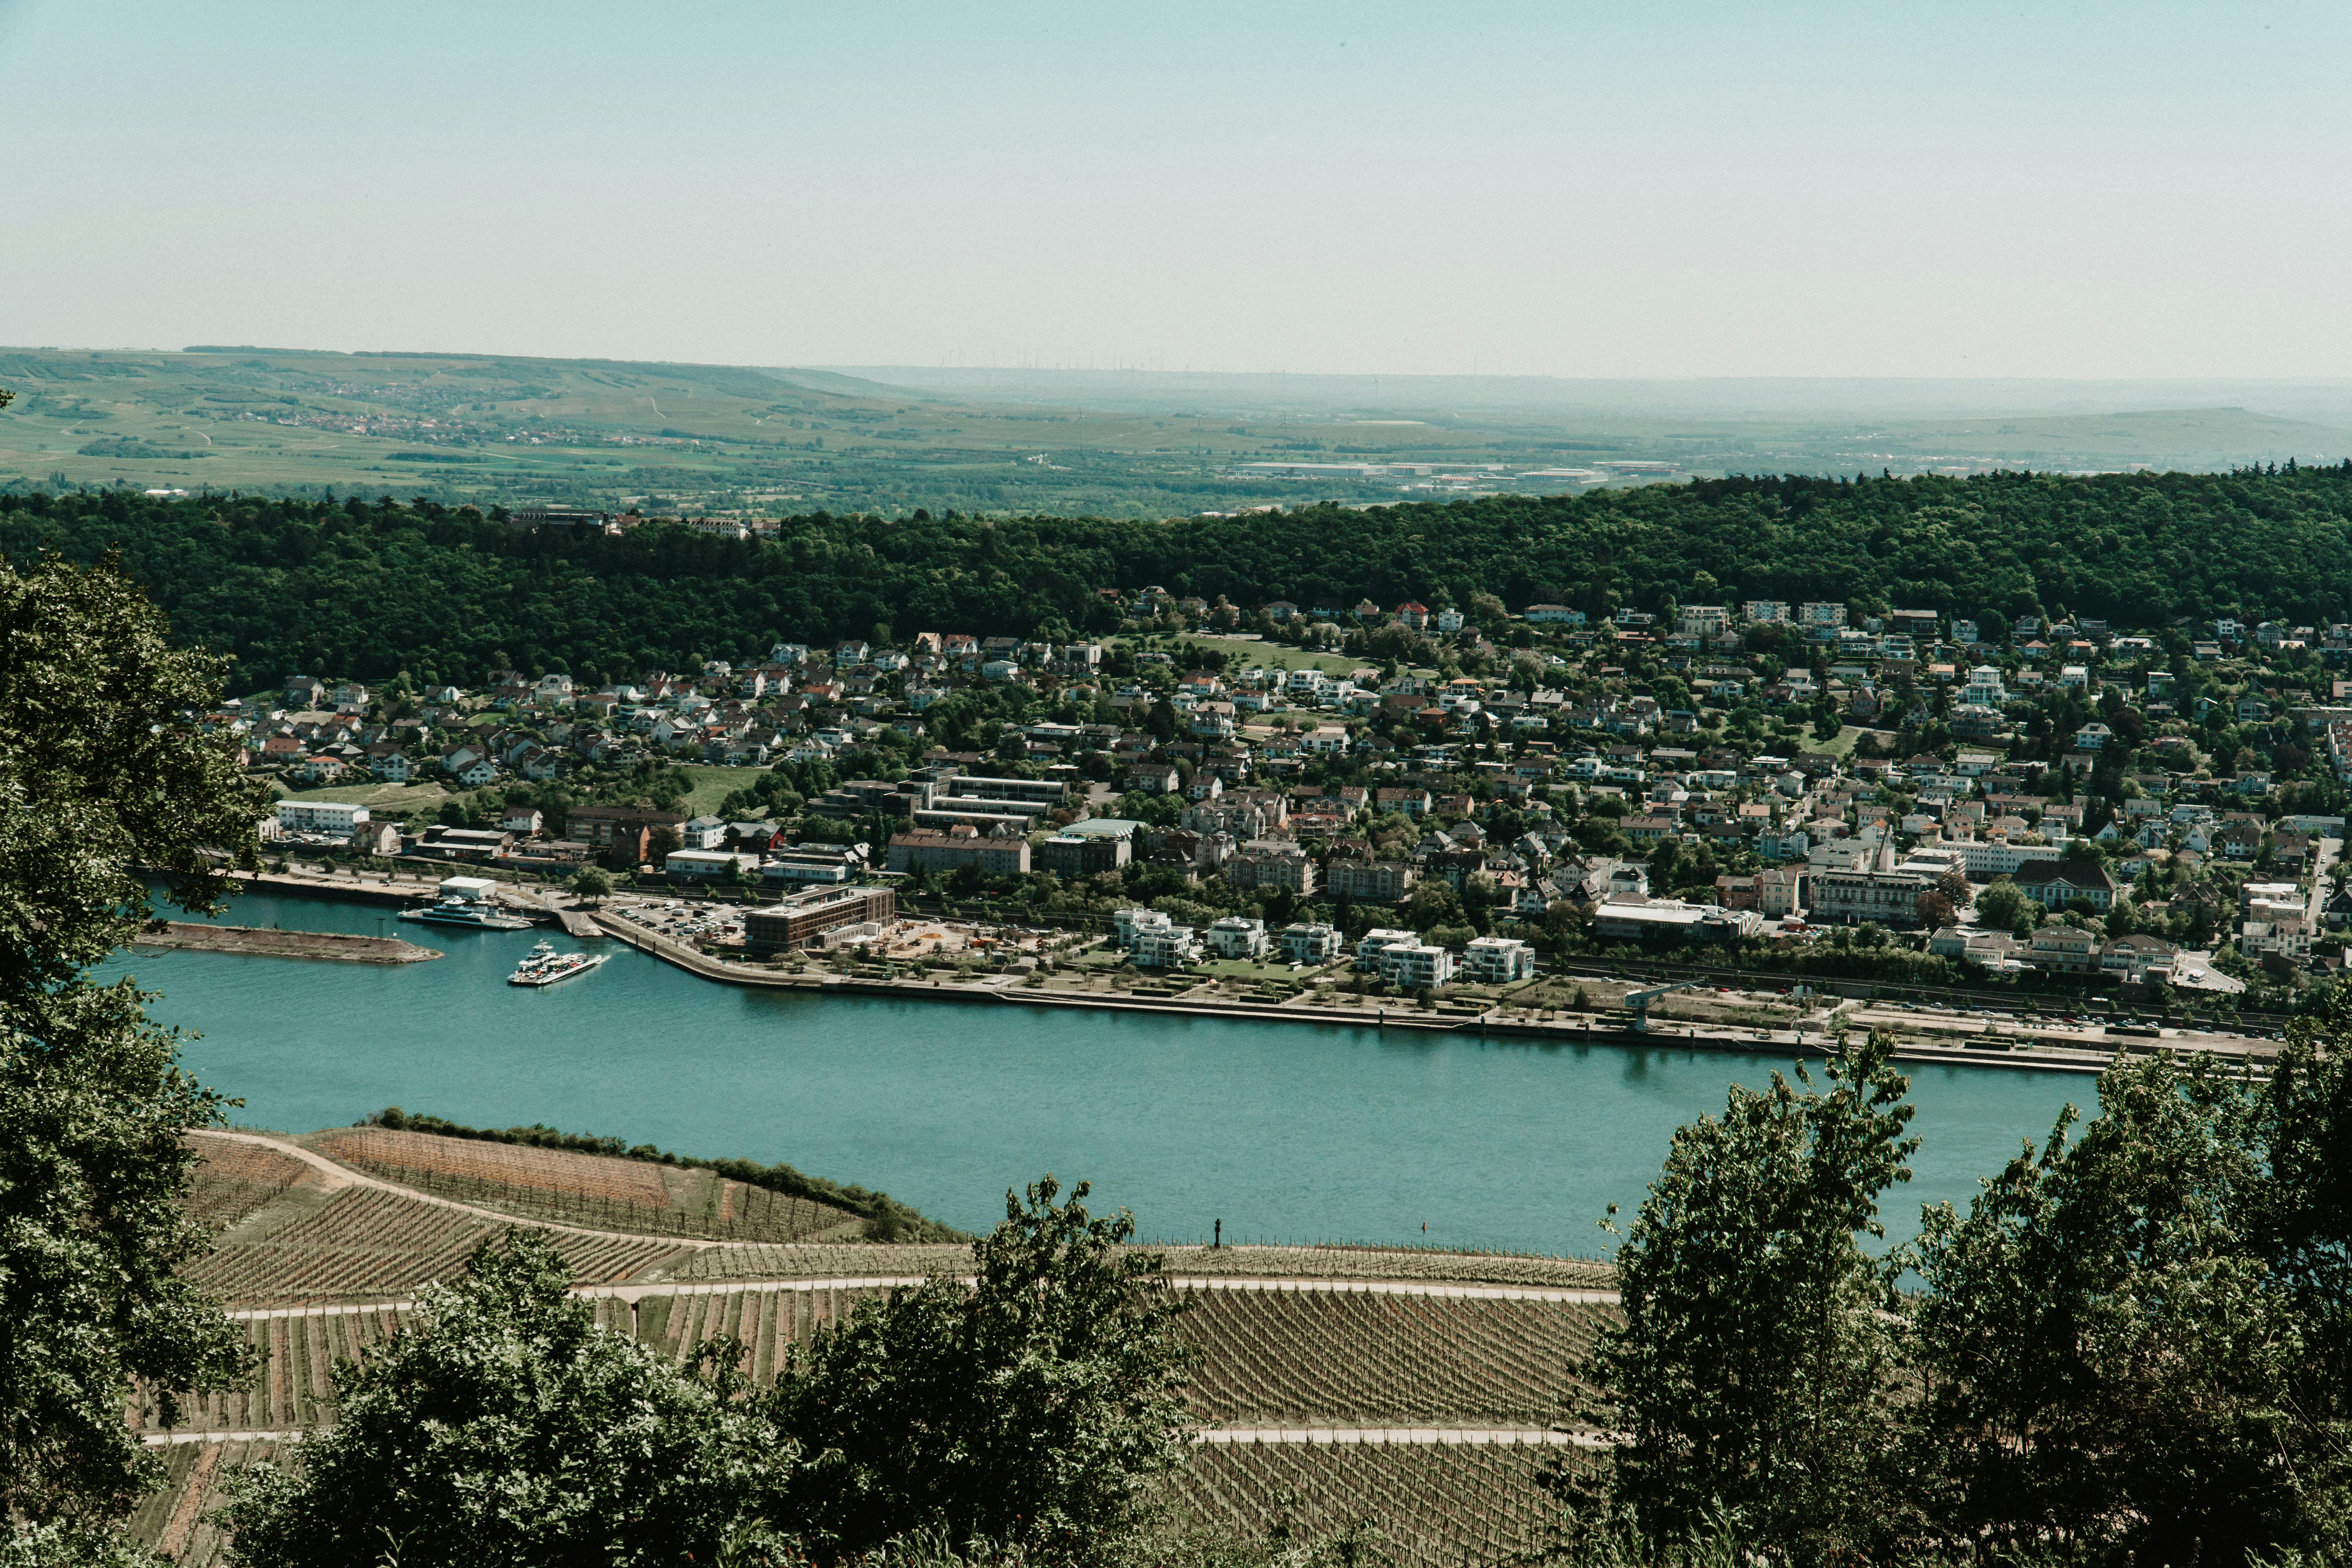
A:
1744,600,1790,624
1115,907,1203,967
1286,668,1334,704
1133,924,1203,968
1353,928,1423,971
1962,666,2007,706
1800,601,1849,629
1205,916,1269,960
1374,942,1457,989
666,850,757,879
1461,936,1536,983
275,800,370,837
1278,922,1342,963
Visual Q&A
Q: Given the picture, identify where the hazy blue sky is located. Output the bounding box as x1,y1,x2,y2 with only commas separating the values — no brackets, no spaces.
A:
4,1,2347,378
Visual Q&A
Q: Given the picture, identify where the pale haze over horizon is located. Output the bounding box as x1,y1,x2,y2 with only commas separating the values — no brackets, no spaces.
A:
4,1,2348,382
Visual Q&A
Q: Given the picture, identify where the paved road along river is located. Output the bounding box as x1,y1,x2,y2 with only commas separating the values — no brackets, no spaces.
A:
110,889,2092,1255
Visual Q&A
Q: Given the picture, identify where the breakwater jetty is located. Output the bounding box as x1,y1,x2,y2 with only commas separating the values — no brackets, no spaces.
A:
131,922,441,964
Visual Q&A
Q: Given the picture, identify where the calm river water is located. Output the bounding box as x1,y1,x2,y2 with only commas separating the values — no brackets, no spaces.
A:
109,890,2092,1254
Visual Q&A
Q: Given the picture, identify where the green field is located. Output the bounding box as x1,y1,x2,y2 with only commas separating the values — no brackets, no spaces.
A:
274,777,456,812
9,348,2341,520
276,761,753,820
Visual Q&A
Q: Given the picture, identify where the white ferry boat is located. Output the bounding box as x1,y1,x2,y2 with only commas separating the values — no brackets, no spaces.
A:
398,875,535,932
508,940,610,987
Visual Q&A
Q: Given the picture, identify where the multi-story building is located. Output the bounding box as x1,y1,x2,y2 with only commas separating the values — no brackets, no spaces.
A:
760,843,864,885
1755,865,1808,918
1036,832,1132,879
886,826,1031,877
2028,924,2098,972
1353,929,1423,972
1961,666,2007,707
1814,838,1937,927
743,886,898,955
1278,922,1342,963
1373,941,1457,989
1325,857,1414,903
2013,855,2119,912
1800,601,1849,630
1225,844,1317,895
1744,601,1790,624
1114,908,1202,967
1461,936,1536,983
1205,916,1269,960
275,800,370,837
566,806,683,850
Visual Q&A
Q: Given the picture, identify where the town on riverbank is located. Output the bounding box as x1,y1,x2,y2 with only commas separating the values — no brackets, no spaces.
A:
207,591,2350,1062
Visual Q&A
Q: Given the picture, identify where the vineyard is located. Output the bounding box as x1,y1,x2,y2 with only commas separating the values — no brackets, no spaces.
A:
185,1186,680,1305
125,1430,1576,1568
673,1241,1615,1290
123,1279,1612,1566
674,1241,973,1281
1161,1244,1615,1291
307,1126,862,1244
136,1305,409,1434
1174,1441,1578,1567
1178,1286,1607,1428
184,1137,310,1232
606,1284,895,1386
125,1438,293,1568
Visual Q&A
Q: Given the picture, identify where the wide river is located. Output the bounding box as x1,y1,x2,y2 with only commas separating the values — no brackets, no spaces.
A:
111,889,2094,1255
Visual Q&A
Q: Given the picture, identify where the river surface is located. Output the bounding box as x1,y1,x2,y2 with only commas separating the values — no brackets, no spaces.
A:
107,889,2093,1254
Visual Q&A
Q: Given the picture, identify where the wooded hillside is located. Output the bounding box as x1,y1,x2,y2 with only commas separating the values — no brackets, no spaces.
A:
4,465,2349,689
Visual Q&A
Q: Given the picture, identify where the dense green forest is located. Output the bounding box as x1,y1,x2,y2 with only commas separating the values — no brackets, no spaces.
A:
4,466,2351,688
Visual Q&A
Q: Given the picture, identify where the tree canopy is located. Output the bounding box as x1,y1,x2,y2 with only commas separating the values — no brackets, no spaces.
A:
7,465,2352,690
1570,1007,2352,1565
776,1176,1196,1561
0,551,266,1544
221,1233,794,1566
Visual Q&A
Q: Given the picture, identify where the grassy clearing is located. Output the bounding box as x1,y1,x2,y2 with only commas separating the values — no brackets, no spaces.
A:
1154,633,1376,679
670,762,763,816
272,777,456,811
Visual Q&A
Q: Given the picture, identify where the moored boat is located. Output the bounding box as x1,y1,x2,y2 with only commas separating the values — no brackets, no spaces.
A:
397,875,535,931
508,947,610,987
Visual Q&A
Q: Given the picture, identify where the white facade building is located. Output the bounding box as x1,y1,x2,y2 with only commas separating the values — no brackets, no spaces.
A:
1205,916,1269,960
275,800,370,837
1373,942,1457,989
1278,922,1342,963
1461,936,1536,983
1115,907,1203,967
